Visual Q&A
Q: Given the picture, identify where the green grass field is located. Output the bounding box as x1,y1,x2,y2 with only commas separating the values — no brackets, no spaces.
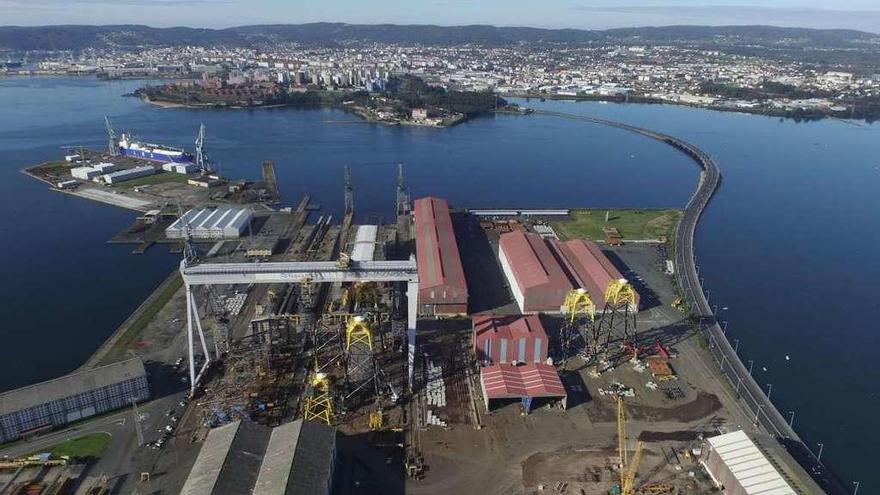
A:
551,208,682,241
111,171,191,188
36,433,111,460
98,273,183,365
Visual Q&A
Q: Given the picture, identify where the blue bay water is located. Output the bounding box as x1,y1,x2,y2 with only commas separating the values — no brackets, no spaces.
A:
0,77,877,489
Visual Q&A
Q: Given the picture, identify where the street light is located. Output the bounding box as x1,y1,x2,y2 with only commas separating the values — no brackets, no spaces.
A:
766,383,773,401
788,410,795,428
733,339,739,352
817,442,825,462
748,360,754,375
754,404,764,426
854,481,860,495
722,321,729,334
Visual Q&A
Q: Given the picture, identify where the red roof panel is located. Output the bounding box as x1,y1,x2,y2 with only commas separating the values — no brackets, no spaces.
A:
481,363,566,399
414,197,468,298
499,231,573,292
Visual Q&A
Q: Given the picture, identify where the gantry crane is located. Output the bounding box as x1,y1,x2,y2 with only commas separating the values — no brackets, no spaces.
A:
560,288,595,365
618,396,644,495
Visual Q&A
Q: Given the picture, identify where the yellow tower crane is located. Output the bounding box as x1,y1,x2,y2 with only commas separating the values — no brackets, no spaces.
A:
303,368,333,425
617,396,644,495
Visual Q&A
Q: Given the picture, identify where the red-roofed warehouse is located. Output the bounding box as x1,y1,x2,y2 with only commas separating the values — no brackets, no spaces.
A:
414,197,468,316
480,363,567,413
499,231,639,314
473,315,549,366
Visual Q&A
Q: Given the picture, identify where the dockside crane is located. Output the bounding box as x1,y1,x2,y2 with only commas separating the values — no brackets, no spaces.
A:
194,123,211,174
105,116,118,156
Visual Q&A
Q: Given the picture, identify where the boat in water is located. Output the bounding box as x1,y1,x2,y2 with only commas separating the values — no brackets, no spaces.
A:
117,133,194,163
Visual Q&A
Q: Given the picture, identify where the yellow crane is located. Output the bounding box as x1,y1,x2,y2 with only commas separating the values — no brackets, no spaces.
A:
618,396,644,495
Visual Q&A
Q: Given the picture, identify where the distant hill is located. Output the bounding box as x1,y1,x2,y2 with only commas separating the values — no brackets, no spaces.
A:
0,23,876,51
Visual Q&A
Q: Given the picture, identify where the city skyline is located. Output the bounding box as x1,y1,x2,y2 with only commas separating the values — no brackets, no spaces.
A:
1,1,879,33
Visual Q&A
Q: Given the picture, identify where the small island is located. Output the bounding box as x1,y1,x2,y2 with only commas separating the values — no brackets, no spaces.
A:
135,74,508,127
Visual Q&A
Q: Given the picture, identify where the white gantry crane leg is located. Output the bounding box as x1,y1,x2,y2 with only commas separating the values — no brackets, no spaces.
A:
406,281,419,387
185,283,213,395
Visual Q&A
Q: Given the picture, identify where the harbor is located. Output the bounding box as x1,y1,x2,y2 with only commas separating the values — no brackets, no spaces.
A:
2,109,837,494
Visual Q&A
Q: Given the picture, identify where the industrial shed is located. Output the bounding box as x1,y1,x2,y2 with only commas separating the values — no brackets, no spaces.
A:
549,239,639,312
414,197,468,316
0,358,149,443
498,231,573,313
181,419,336,495
700,430,796,495
473,315,549,366
499,231,640,314
480,363,567,413
166,207,254,240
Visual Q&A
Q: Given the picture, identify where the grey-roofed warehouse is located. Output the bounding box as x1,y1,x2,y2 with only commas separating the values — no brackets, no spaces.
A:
181,419,336,495
0,358,149,443
166,206,254,240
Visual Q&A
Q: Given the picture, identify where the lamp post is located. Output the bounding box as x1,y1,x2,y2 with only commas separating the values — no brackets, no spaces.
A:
722,321,728,334
733,339,739,353
766,383,773,401
817,442,824,462
748,360,754,375
788,410,795,428
853,481,860,495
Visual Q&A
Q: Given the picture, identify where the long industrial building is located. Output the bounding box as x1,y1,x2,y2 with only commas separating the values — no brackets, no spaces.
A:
498,231,639,314
700,430,796,495
473,315,549,366
166,206,255,240
414,197,468,316
0,358,149,443
181,419,336,495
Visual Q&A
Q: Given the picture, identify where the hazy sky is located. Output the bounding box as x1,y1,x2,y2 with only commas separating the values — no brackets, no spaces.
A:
1,0,879,33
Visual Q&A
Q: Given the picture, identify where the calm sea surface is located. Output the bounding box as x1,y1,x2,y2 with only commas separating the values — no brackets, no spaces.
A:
1,77,877,488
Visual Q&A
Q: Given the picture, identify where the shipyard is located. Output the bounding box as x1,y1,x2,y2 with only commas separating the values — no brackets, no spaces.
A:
2,116,830,495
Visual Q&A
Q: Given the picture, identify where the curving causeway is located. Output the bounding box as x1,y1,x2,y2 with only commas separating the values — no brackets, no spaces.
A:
532,109,846,494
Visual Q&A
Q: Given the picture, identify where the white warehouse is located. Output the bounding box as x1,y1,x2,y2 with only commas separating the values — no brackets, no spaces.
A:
165,206,255,240
102,166,156,184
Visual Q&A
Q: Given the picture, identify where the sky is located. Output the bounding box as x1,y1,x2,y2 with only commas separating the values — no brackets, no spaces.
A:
1,0,879,33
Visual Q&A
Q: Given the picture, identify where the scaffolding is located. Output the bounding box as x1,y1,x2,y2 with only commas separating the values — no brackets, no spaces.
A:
595,279,638,368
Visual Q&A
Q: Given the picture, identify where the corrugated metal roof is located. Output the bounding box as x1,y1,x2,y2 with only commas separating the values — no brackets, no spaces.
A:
351,225,378,262
549,239,639,309
180,422,240,495
705,430,796,495
499,231,572,292
0,358,146,416
414,197,467,293
473,315,548,342
481,363,566,399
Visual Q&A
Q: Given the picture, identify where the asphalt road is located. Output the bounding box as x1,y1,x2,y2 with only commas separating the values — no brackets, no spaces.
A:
532,109,844,495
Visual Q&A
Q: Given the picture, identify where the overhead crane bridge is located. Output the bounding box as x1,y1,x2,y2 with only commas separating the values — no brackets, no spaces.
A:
179,257,419,395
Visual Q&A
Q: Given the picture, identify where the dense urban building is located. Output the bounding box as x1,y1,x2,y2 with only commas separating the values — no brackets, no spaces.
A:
0,358,149,443
414,196,468,316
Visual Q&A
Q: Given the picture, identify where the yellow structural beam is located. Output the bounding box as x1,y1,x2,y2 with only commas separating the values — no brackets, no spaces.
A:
563,288,596,324
304,372,333,425
605,278,637,308
345,315,374,352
